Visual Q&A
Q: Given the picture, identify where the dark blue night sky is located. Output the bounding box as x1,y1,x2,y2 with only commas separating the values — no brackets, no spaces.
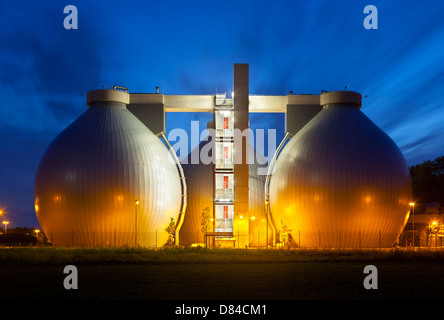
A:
1,0,444,227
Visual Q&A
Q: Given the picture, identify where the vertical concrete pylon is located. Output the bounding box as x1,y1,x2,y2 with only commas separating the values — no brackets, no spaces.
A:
233,64,250,247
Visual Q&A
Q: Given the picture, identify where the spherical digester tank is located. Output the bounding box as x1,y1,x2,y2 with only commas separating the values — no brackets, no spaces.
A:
179,140,214,246
269,91,412,248
34,89,182,247
179,139,268,247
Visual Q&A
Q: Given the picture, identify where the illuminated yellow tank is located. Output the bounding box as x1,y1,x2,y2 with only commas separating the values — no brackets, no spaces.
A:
179,140,268,247
269,91,412,248
34,89,182,247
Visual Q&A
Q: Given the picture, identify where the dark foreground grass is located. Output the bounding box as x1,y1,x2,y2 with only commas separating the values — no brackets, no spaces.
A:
1,247,444,301
2,246,444,265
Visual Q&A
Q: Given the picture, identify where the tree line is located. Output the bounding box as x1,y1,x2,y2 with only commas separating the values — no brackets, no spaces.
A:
410,155,444,211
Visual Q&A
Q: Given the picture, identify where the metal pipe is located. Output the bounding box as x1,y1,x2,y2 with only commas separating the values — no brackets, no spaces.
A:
112,85,129,93
158,132,187,246
264,131,292,247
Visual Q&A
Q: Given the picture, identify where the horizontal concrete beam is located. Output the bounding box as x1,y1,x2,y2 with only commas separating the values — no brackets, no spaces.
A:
164,95,215,112
87,91,322,113
128,93,320,113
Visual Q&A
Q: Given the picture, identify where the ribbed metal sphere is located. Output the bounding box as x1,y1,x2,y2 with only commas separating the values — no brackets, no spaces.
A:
34,91,182,247
269,92,412,248
179,141,267,246
179,141,214,246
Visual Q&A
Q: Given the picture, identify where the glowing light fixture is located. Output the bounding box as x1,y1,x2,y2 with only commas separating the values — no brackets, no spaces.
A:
3,221,9,234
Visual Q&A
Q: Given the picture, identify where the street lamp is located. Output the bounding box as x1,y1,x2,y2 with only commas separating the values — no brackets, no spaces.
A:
265,200,269,249
35,229,40,240
134,200,139,247
432,221,437,248
3,221,9,234
409,202,415,248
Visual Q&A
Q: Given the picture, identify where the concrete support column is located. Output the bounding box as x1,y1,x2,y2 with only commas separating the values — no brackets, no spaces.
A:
233,64,250,248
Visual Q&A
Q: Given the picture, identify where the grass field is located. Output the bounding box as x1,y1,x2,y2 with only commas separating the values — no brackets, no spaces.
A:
1,247,443,302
